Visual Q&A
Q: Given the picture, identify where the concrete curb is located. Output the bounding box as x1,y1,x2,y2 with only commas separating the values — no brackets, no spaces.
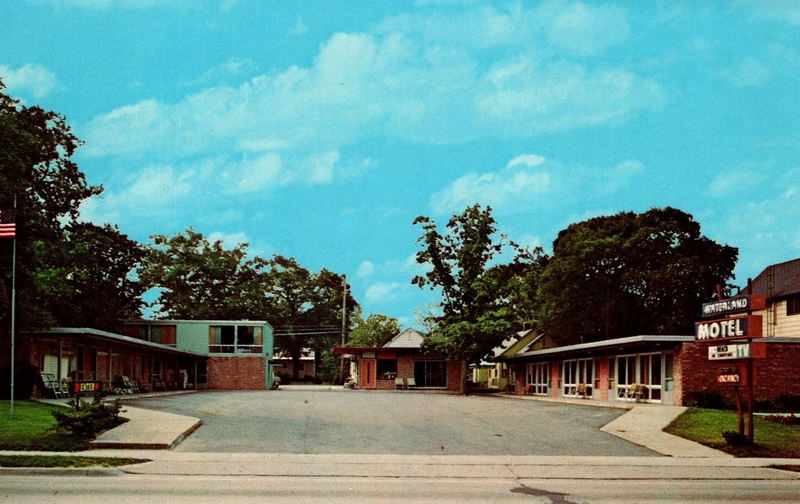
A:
0,467,123,477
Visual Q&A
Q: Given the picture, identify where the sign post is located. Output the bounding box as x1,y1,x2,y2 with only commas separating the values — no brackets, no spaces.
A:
697,293,767,441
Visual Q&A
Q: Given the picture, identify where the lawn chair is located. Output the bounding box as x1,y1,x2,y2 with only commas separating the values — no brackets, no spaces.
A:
123,376,140,393
395,377,404,390
40,373,67,399
406,377,416,390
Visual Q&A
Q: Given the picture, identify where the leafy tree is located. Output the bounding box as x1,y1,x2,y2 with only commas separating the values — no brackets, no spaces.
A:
0,81,141,331
537,207,738,344
141,232,358,380
47,223,145,332
139,228,255,319
347,313,401,347
251,255,356,380
412,204,543,393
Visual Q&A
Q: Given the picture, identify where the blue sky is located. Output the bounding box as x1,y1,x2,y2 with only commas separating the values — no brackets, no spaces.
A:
3,0,800,327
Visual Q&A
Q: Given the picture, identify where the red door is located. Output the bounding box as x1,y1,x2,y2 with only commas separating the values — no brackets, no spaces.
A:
360,359,376,388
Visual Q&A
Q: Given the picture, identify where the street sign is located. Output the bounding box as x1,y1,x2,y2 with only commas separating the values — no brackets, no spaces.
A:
708,343,751,360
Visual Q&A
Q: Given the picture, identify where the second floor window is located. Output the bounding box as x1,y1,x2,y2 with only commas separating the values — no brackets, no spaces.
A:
208,325,263,353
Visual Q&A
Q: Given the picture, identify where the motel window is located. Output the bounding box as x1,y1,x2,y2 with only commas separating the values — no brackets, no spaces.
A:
124,324,176,345
414,360,447,388
377,359,397,379
151,326,177,346
526,363,549,396
562,359,594,397
209,325,263,354
787,295,800,316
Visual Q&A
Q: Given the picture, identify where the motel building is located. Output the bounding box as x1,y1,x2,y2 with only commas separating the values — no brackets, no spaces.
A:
333,328,465,392
12,319,275,398
498,258,800,406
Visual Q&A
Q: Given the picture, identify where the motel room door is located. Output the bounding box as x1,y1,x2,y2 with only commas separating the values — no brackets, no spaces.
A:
359,359,376,388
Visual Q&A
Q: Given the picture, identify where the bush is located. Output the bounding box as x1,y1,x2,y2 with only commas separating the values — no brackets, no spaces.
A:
0,361,38,399
778,394,800,413
722,430,750,446
686,391,731,410
51,399,126,439
764,414,800,425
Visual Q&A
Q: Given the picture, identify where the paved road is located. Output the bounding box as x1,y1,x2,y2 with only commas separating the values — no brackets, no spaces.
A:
4,474,800,503
127,388,658,456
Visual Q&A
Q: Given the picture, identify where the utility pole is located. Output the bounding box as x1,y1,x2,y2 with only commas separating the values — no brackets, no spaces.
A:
338,275,347,384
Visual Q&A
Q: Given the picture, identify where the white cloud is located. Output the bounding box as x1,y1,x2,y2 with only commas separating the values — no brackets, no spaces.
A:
734,0,800,26
721,44,800,87
431,155,552,214
306,151,341,184
709,170,763,197
545,1,631,56
226,153,286,193
81,2,662,161
289,17,308,36
507,154,546,169
186,58,256,87
357,261,376,278
365,282,404,304
0,63,57,98
208,231,249,248
77,164,194,226
431,156,646,215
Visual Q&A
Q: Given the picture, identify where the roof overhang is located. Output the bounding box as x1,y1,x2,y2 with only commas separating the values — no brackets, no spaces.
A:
25,327,207,359
497,335,695,363
332,346,420,356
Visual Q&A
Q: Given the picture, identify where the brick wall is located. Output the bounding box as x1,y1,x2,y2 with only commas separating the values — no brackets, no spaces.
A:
597,357,610,401
677,341,800,405
446,359,464,392
207,356,266,390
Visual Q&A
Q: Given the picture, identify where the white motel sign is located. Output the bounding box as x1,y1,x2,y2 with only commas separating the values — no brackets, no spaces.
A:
708,344,750,360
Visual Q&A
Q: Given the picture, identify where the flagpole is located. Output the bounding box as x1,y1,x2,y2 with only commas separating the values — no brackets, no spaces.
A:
9,195,16,419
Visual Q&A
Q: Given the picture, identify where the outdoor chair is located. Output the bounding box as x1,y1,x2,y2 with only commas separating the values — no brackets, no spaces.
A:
395,377,404,390
406,378,416,390
40,373,67,399
119,376,137,394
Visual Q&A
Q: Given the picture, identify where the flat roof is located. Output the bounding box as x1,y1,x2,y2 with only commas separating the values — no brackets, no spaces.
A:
125,319,271,326
26,327,207,358
499,335,695,362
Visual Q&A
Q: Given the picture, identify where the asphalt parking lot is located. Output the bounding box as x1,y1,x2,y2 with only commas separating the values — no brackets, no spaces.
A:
128,387,660,456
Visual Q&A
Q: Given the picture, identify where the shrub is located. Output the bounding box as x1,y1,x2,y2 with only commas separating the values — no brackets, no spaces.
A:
722,430,750,446
686,391,731,410
778,394,800,413
0,361,38,399
764,414,800,425
51,399,126,439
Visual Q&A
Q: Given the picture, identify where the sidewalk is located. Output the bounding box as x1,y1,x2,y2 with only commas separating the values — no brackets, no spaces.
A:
495,393,731,457
36,391,202,450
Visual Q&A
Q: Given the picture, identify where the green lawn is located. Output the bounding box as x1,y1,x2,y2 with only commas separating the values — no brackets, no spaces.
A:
0,454,148,468
0,400,89,451
665,407,800,458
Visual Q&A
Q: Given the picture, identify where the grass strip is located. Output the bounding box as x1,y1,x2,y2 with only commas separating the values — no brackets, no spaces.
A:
0,400,88,451
665,407,800,458
0,455,148,468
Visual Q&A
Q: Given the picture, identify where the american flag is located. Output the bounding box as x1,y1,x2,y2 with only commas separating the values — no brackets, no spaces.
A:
0,208,16,239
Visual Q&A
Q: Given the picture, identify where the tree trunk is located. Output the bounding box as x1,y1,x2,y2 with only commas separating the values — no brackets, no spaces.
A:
459,359,468,395
290,350,301,380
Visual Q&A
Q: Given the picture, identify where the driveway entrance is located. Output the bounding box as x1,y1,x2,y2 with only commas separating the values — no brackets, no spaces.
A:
127,388,659,456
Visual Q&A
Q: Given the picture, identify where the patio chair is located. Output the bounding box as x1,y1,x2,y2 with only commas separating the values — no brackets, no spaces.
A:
395,377,404,390
40,373,66,399
406,377,416,389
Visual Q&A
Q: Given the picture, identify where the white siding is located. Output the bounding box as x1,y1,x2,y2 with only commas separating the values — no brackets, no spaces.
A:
755,301,800,338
